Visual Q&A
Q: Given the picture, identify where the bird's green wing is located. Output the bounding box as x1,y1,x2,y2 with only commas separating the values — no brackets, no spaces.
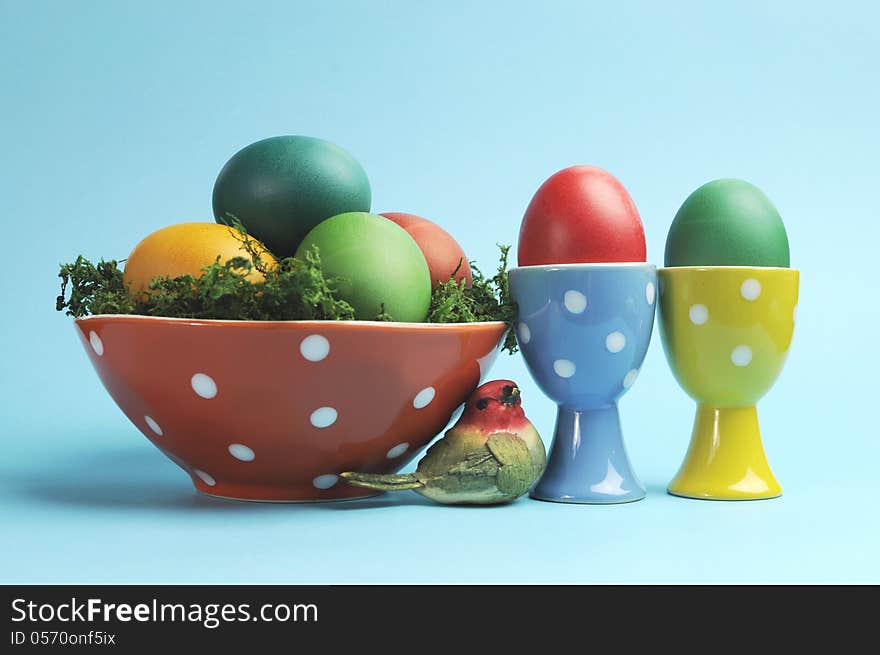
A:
486,432,530,465
487,433,537,497
414,433,537,500
413,443,499,498
449,446,498,476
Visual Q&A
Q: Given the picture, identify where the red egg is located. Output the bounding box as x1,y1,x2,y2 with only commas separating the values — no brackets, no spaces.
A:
381,212,473,287
517,166,646,266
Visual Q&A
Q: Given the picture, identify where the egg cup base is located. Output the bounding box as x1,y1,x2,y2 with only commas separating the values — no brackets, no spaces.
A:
530,404,646,505
529,492,645,505
667,404,782,501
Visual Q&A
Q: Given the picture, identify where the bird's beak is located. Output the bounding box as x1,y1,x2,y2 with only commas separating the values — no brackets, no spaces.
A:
500,386,521,405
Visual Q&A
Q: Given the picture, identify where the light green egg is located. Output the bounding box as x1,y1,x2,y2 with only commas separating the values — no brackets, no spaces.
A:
295,212,432,322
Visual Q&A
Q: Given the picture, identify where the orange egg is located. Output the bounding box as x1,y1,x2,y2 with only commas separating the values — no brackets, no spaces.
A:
380,212,472,288
123,223,277,295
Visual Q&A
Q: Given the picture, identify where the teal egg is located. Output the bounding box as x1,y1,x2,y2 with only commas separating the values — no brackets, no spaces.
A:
295,212,432,322
665,179,790,267
213,135,371,257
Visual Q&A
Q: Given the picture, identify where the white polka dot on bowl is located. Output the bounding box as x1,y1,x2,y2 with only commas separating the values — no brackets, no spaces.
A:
144,415,163,436
194,469,216,486
623,369,639,389
413,387,436,409
191,373,218,399
517,322,531,344
386,442,409,459
310,407,338,428
646,282,655,305
312,474,338,490
228,443,255,461
88,331,104,356
300,334,330,362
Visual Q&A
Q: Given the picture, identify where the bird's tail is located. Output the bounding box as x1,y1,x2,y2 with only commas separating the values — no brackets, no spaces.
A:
339,471,423,491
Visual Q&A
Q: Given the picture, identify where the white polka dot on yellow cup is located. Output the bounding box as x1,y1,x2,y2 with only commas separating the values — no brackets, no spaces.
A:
731,345,753,367
740,278,761,301
689,304,709,325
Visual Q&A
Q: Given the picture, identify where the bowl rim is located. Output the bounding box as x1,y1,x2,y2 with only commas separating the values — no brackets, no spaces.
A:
658,265,799,272
510,262,656,272
73,314,508,330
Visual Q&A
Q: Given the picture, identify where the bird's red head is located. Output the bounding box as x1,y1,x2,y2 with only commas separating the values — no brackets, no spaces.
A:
460,379,527,429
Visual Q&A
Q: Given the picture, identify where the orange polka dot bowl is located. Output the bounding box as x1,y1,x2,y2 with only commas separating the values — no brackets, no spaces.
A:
74,315,508,502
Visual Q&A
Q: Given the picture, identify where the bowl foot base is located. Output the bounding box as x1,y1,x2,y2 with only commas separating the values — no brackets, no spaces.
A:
668,404,782,501
198,490,382,504
191,478,382,503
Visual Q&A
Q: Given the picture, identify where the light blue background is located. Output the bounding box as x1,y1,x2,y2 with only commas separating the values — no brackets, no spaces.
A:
2,0,877,583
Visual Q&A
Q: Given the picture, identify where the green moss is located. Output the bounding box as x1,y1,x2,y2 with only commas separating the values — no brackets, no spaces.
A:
56,223,518,353
426,245,518,353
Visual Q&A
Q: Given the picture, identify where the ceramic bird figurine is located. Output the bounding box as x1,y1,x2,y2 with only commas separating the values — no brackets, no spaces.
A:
341,380,546,505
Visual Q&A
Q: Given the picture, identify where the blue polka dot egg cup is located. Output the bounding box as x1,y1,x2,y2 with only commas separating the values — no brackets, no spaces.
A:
509,263,657,504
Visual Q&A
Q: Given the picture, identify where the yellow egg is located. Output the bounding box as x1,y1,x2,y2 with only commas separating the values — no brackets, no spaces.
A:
123,222,276,295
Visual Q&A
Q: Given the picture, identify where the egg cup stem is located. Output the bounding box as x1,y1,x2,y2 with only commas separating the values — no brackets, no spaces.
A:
530,403,646,504
668,404,781,500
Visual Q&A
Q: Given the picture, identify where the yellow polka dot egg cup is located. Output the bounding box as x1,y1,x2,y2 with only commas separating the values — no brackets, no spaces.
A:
658,266,799,500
